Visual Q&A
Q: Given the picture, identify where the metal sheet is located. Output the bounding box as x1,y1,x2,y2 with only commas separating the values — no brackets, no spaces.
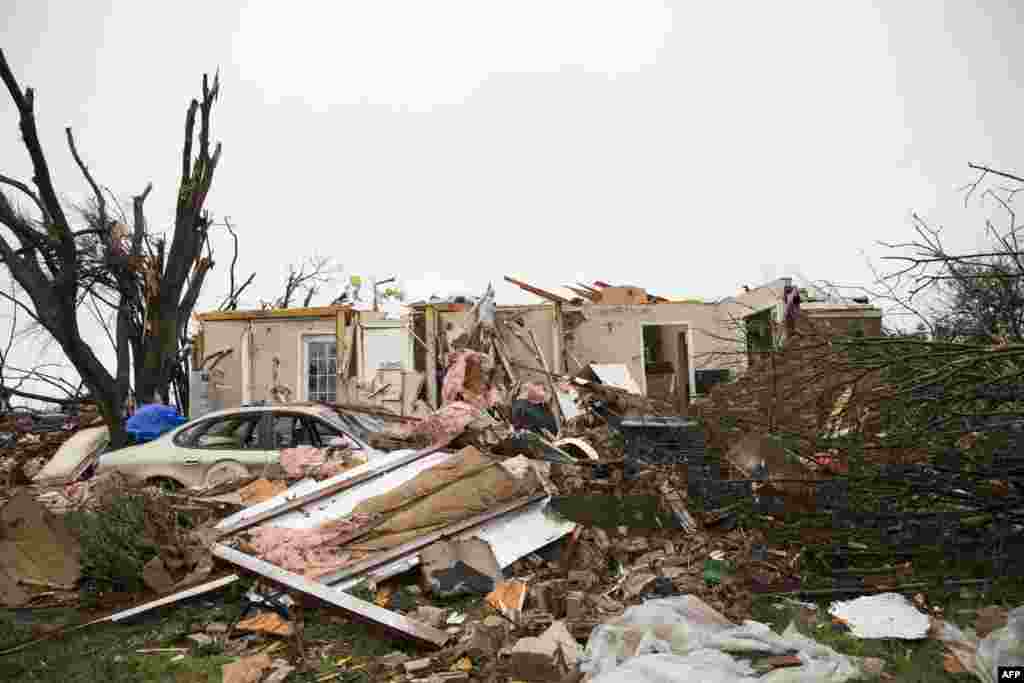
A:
332,500,575,590
214,447,430,534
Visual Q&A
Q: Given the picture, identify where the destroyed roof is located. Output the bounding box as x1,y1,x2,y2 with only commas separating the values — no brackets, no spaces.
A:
406,294,479,307
503,276,691,305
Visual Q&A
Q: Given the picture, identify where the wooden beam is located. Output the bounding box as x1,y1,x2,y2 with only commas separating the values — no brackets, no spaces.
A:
503,276,570,304
492,337,517,384
315,493,546,586
109,575,240,623
215,445,446,538
565,286,596,301
526,328,563,430
552,303,565,375
212,545,450,648
197,305,351,322
425,305,439,408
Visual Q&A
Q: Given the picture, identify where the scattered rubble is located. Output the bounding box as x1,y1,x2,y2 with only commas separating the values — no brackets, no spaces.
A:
1,318,1021,682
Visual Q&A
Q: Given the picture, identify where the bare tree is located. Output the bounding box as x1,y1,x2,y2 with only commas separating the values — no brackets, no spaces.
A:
217,218,256,311
266,255,342,309
0,49,226,445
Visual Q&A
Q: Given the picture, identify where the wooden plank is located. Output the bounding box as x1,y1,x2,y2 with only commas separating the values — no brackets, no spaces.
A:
552,303,565,375
425,305,439,408
492,338,517,384
212,545,450,648
503,276,570,304
314,493,546,586
109,575,240,622
526,328,564,430
565,286,596,301
214,445,446,538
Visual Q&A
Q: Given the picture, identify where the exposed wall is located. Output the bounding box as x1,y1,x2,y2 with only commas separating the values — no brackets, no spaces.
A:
493,306,558,382
198,319,248,408
200,315,368,408
562,303,732,396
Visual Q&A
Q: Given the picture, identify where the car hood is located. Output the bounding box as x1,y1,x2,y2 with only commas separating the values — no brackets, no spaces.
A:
33,425,110,484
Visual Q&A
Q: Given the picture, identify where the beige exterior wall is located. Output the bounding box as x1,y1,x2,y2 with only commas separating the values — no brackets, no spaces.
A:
197,309,394,409
200,316,338,407
562,303,731,396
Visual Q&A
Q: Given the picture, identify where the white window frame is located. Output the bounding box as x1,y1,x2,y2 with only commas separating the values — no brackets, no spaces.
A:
301,334,338,403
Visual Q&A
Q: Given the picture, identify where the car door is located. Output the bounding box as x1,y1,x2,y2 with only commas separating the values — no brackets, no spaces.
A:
175,412,267,484
269,412,319,450
305,416,361,450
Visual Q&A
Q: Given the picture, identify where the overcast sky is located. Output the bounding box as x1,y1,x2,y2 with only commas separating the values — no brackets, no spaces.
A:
2,0,1023,400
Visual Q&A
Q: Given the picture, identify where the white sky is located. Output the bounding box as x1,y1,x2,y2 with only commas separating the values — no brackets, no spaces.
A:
1,0,1023,402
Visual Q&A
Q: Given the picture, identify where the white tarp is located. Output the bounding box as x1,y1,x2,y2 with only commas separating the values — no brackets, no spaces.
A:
827,593,930,640
582,595,872,683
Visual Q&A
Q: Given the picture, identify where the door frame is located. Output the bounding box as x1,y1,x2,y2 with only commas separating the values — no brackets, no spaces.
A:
638,321,696,401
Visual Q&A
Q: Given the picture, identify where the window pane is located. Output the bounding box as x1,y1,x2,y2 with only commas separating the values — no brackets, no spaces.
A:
196,415,261,449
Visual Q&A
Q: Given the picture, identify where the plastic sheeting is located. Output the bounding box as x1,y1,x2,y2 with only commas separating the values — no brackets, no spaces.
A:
827,593,930,639
126,404,187,442
582,595,867,683
932,606,1024,683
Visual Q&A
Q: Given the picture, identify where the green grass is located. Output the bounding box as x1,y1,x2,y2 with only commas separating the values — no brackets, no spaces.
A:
0,595,245,682
749,578,1024,683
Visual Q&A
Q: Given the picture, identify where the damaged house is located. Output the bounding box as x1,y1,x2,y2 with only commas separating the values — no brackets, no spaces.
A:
191,277,881,417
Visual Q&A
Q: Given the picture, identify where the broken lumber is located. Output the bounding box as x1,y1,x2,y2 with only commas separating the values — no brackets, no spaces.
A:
503,276,570,305
212,545,450,648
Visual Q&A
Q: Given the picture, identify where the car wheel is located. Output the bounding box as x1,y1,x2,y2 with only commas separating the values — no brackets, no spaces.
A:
204,460,249,489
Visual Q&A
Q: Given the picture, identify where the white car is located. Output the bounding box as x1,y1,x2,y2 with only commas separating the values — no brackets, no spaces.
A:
96,403,377,490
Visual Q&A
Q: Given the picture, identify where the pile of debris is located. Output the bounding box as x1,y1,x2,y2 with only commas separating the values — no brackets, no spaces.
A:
6,302,1015,681
0,405,103,492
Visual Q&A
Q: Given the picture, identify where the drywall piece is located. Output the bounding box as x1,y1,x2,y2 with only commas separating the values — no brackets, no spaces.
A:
588,364,642,395
213,544,449,647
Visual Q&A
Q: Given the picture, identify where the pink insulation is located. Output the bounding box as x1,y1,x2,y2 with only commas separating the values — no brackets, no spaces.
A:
524,382,547,404
247,512,377,579
280,446,362,480
441,350,471,404
442,349,499,410
406,401,481,448
280,446,328,478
